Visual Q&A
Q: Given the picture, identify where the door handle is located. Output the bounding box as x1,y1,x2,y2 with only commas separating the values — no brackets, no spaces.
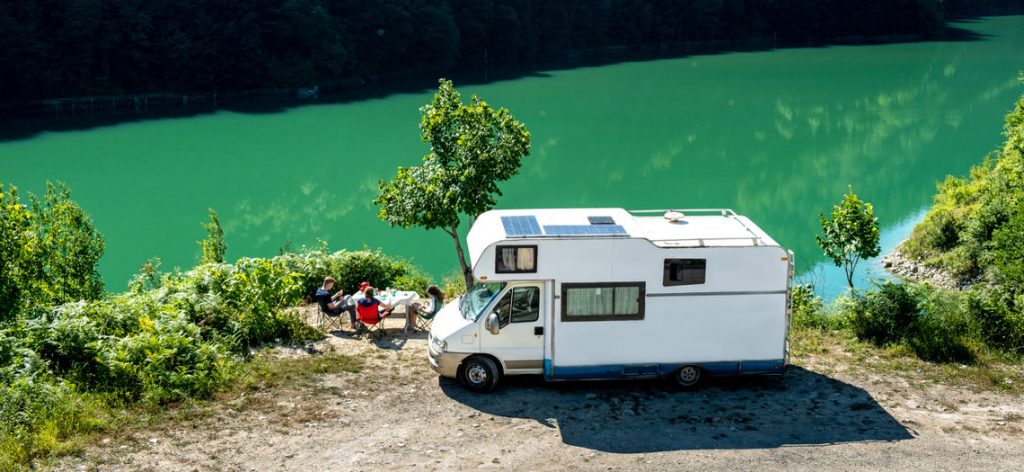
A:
534,326,543,336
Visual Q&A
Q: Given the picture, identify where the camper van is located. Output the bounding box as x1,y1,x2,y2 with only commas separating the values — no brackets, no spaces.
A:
427,208,794,392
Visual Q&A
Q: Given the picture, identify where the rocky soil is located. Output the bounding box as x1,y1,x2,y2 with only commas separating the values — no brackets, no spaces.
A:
57,310,1024,472
881,247,980,290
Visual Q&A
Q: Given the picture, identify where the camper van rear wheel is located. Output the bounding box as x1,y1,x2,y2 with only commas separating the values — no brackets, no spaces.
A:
674,365,703,388
459,356,500,392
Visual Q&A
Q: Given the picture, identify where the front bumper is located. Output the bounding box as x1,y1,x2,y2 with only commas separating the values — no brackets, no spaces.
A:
428,342,471,379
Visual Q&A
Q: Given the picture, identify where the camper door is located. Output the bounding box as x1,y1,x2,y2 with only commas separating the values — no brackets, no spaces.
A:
479,282,545,373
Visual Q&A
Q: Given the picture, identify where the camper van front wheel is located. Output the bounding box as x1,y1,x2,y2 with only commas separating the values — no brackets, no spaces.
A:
674,365,703,388
459,356,500,392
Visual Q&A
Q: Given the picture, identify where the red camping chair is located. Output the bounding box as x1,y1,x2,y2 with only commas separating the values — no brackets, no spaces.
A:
356,298,393,339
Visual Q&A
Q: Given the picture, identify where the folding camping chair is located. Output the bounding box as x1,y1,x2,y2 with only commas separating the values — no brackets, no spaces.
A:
356,300,393,339
415,304,438,331
317,303,346,333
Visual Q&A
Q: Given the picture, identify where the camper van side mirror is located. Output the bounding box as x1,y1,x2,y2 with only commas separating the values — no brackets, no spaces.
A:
485,313,501,335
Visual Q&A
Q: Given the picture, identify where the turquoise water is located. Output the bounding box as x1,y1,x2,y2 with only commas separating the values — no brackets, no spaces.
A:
2,17,1022,297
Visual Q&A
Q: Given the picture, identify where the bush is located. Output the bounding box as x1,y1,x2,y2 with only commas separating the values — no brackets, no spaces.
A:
96,314,231,404
967,287,1024,354
790,284,830,331
276,248,426,300
908,286,976,363
847,281,920,345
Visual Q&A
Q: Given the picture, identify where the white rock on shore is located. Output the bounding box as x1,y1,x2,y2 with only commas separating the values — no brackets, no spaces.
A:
881,246,979,291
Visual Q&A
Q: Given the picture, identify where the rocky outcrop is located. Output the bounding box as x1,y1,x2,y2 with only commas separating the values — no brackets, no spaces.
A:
882,247,981,291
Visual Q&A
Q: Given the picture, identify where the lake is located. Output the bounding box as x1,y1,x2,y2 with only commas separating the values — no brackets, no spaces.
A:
2,16,1022,299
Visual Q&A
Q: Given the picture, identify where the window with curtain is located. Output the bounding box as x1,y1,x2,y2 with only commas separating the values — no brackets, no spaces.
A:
561,282,645,321
496,245,537,273
663,258,706,286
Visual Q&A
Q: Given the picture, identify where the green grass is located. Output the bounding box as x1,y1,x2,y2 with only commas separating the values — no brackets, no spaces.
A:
790,328,1023,395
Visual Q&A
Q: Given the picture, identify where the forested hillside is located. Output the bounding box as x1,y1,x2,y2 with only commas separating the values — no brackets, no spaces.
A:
0,0,954,105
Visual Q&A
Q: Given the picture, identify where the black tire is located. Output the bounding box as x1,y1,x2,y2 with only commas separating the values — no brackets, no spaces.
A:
674,365,704,389
459,356,501,393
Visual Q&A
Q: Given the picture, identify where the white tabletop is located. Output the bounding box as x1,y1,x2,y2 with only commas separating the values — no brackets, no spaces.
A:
377,290,419,306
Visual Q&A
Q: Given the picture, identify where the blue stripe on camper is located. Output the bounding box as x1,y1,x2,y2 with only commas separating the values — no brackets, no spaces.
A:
550,360,785,380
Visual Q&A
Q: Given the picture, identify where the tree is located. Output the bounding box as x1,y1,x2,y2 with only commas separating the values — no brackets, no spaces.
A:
200,209,227,264
375,79,531,290
817,187,880,290
30,182,106,304
0,184,33,321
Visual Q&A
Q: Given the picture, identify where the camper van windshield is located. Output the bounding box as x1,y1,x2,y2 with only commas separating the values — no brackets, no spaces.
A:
460,282,506,321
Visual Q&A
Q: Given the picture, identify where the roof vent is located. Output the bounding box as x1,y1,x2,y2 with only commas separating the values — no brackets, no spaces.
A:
664,210,685,223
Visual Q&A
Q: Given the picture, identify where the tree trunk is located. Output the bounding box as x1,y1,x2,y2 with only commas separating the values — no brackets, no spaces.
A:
444,223,474,290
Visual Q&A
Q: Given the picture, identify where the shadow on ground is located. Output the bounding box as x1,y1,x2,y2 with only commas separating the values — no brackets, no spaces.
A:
440,366,913,452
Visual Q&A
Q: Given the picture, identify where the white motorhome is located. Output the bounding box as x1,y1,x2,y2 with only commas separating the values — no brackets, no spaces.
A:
428,208,794,392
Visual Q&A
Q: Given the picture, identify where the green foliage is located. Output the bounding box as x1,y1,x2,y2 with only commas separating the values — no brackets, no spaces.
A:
847,281,920,345
275,247,428,300
128,257,162,294
903,93,1024,281
790,284,831,331
0,181,446,467
0,184,33,322
817,187,881,289
200,209,227,265
375,79,531,289
907,285,977,363
29,182,106,305
966,287,1024,353
990,209,1024,288
899,90,1024,356
838,281,980,363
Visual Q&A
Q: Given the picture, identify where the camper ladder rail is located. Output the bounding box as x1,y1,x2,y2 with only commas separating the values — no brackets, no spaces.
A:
628,208,737,217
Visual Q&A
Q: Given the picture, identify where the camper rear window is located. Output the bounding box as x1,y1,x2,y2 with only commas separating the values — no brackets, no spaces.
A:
561,282,645,321
496,245,537,273
663,259,706,286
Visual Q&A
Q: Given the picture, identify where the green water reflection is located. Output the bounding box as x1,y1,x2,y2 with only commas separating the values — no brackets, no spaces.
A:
1,17,1021,297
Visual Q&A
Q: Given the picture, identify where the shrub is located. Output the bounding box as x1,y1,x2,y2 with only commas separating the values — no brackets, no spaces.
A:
199,209,227,264
908,286,976,363
96,314,231,404
30,182,106,304
0,184,34,323
847,281,920,345
790,284,830,331
967,287,1024,354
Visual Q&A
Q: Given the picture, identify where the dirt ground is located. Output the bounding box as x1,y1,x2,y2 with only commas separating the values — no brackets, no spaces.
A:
59,310,1024,471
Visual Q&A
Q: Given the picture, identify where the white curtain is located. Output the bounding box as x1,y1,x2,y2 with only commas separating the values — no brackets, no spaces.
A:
501,248,517,272
566,287,614,316
516,247,536,271
613,287,640,314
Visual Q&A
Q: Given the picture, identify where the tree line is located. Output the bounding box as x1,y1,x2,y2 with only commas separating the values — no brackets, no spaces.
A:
0,0,958,106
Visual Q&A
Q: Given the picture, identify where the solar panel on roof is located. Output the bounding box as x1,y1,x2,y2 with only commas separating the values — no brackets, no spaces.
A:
587,216,615,225
501,215,543,237
543,224,628,236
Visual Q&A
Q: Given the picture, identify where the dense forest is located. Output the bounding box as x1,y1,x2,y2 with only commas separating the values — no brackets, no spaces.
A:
0,0,971,106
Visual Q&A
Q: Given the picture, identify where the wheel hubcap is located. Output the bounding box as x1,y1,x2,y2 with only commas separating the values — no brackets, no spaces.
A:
467,364,488,385
679,367,698,384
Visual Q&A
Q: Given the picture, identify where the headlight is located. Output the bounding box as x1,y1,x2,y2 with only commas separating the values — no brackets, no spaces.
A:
431,336,447,352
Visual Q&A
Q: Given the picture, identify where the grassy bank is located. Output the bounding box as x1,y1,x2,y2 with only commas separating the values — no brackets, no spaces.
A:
0,244,432,470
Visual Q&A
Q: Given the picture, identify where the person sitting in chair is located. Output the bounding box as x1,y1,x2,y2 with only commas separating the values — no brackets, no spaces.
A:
406,285,444,332
315,276,356,326
356,287,394,333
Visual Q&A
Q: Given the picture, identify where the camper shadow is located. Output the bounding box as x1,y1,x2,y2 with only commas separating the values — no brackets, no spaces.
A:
439,366,913,452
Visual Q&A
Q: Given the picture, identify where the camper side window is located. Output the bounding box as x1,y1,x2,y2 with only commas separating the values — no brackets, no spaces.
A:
492,287,541,327
561,282,645,322
496,245,537,273
663,259,706,286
